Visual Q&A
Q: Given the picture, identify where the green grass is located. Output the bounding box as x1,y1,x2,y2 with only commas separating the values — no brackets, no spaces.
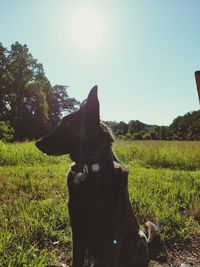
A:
0,164,72,267
114,140,200,170
0,141,70,166
0,140,199,266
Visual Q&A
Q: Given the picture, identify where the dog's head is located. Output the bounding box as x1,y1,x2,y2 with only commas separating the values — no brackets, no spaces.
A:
35,86,114,161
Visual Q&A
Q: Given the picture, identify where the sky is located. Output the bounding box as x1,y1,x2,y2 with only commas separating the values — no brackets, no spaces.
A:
1,0,200,126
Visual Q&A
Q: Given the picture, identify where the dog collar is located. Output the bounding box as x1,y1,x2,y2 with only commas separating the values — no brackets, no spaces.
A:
72,163,100,185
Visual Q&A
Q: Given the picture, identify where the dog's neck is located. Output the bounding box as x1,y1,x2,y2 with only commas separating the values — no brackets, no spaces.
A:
70,142,116,171
69,122,117,172
70,144,118,185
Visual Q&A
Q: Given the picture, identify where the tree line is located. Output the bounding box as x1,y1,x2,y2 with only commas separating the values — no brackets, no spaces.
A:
0,42,199,142
105,110,200,141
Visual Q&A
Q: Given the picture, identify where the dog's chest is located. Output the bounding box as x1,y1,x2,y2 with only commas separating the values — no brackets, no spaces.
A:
69,172,106,200
67,170,117,217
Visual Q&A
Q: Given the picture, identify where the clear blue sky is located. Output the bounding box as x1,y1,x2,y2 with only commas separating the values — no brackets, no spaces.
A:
1,0,200,125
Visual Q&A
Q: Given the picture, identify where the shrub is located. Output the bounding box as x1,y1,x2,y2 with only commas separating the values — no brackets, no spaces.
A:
125,133,133,140
143,133,152,140
0,121,14,142
133,131,144,140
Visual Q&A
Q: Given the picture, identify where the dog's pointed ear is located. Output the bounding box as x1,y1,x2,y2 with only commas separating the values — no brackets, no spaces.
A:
86,85,100,123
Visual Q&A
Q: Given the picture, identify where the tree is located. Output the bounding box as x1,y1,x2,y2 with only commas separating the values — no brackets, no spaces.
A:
47,85,80,129
133,131,145,140
128,120,146,135
149,130,158,140
158,126,170,140
116,121,128,135
105,121,128,136
170,116,188,140
0,42,80,140
0,42,50,139
188,119,200,140
169,110,200,140
0,43,10,121
143,133,151,140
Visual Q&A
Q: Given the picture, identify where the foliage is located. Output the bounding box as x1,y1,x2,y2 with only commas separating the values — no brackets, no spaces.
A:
143,133,151,140
105,121,128,136
0,140,199,266
133,131,144,140
105,110,200,140
0,42,79,141
170,110,200,140
128,120,147,135
0,121,14,141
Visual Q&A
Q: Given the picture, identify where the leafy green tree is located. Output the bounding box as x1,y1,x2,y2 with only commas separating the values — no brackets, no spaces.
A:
159,126,170,140
48,85,80,129
133,131,145,140
149,130,158,140
125,133,132,140
0,42,50,139
170,116,187,140
105,121,128,136
170,110,200,140
115,129,124,137
0,43,11,121
128,120,146,135
188,119,200,140
143,133,151,140
117,121,128,135
0,42,80,140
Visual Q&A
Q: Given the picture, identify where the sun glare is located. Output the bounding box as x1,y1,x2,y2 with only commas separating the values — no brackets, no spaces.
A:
69,7,104,51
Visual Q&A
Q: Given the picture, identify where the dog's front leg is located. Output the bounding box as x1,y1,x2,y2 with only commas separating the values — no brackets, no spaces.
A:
72,229,86,267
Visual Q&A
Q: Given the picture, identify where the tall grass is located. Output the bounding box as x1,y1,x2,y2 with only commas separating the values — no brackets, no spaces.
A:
128,167,200,241
1,140,200,170
114,140,200,170
0,164,72,267
0,141,70,166
0,140,199,266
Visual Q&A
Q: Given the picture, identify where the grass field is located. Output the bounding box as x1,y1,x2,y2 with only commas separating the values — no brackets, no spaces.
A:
0,140,200,266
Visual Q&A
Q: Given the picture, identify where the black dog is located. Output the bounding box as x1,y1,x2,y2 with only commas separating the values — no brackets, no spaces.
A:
35,86,158,267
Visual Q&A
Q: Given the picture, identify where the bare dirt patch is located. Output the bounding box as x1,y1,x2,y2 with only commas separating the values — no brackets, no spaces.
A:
150,235,200,267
